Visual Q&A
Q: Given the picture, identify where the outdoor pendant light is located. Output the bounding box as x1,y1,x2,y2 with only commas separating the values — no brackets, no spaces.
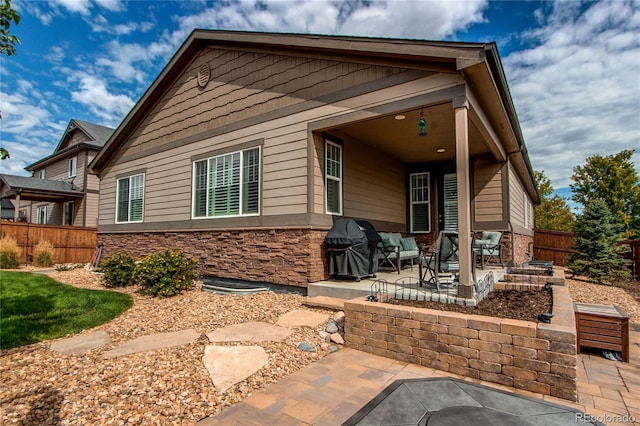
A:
418,109,427,136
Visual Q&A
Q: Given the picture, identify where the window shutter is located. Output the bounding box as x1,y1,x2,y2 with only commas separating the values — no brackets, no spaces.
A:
117,179,130,222
129,175,144,221
443,173,458,231
242,149,259,214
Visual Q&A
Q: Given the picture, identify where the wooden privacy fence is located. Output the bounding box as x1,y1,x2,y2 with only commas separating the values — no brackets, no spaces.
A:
0,222,97,264
533,229,639,280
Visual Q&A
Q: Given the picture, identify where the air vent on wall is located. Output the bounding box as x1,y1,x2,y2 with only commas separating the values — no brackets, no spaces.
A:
197,63,210,88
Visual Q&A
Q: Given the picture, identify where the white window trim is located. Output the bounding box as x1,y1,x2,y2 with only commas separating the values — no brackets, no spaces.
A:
115,174,145,224
325,140,343,216
409,172,431,233
39,170,45,179
37,205,47,224
191,147,261,219
68,156,77,178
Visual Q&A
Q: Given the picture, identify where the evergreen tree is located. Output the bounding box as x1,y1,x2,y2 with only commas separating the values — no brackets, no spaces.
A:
568,199,630,283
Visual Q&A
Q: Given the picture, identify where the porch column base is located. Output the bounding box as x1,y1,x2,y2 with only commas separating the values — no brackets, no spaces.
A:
457,284,474,299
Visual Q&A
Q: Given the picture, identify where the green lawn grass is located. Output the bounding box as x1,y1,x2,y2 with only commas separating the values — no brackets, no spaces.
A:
0,271,133,349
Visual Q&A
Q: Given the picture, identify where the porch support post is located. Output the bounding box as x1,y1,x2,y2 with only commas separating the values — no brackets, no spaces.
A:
453,96,474,299
14,192,21,221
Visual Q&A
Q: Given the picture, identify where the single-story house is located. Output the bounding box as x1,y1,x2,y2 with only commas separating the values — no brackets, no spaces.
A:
0,119,114,227
89,30,539,297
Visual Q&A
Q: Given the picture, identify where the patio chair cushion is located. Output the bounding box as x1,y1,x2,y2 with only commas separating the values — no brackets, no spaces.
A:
378,232,402,249
400,237,419,251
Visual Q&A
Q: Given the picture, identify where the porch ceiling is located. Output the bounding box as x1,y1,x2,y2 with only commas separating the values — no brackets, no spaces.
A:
334,103,489,163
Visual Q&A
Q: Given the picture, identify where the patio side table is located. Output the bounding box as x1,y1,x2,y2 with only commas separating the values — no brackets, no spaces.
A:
574,303,629,362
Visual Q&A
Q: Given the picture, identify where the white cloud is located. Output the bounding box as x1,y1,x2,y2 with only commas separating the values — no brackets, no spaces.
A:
51,0,92,16
171,0,487,39
504,0,640,189
0,85,63,176
70,74,135,126
94,0,125,12
96,40,153,83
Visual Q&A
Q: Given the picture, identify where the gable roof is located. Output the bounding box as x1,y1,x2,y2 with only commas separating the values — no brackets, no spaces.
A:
87,30,538,203
0,174,84,201
26,119,115,171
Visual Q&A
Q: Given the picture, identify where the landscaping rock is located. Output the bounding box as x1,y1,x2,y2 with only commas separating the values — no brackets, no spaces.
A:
298,342,316,352
202,346,268,392
276,309,329,328
333,311,345,323
330,333,344,345
50,330,111,354
206,321,292,343
325,321,339,334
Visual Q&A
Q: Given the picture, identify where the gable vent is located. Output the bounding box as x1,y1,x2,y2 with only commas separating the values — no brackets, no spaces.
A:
197,63,210,88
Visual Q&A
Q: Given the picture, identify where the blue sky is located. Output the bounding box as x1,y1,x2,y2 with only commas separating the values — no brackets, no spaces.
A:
1,0,639,201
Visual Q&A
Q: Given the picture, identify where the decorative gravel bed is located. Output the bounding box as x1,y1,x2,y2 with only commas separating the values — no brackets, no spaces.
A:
0,268,336,425
1,267,638,425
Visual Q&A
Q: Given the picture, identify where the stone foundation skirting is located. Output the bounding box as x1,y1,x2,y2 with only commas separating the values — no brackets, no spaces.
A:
98,228,329,286
344,285,577,401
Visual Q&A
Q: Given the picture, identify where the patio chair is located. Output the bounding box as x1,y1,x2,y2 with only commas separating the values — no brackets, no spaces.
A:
419,231,460,292
473,231,504,269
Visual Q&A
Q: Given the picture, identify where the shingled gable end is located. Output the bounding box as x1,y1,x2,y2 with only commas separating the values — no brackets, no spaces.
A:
89,30,539,291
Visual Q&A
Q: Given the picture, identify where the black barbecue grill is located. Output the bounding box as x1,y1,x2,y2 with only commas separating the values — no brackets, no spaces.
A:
325,218,381,281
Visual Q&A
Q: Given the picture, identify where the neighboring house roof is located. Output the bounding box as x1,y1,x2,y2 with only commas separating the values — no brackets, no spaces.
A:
26,119,115,171
0,174,84,201
88,30,538,203
1,198,15,219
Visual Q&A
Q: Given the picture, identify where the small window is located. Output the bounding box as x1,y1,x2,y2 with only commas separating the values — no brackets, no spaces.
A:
325,140,342,215
192,147,260,218
116,174,144,223
69,157,77,177
39,170,45,179
410,172,431,233
37,205,47,224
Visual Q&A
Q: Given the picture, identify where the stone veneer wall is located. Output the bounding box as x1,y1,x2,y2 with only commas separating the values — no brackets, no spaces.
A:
98,228,329,286
344,284,577,401
512,232,534,265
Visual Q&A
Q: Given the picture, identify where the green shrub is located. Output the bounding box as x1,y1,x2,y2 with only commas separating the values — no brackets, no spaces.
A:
99,253,136,288
33,240,55,267
132,250,200,297
0,236,21,269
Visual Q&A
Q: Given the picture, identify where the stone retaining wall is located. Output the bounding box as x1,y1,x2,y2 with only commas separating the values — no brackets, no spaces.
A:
98,228,329,286
344,285,577,401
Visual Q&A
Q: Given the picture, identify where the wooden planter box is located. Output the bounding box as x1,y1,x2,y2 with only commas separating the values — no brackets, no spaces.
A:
574,303,629,362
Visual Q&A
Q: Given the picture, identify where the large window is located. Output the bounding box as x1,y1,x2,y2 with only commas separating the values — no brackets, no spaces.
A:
193,147,260,218
410,172,430,233
116,174,144,223
37,205,47,224
68,156,77,178
325,140,342,215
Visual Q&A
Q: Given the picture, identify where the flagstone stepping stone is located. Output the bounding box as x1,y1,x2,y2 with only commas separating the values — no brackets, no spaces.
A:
276,309,329,328
203,345,268,392
205,321,292,343
50,330,111,354
102,329,200,359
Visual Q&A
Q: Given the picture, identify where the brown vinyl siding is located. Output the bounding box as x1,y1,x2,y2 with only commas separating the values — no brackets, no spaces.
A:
97,48,438,228
84,193,99,227
343,137,405,225
67,128,92,148
473,155,504,223
509,162,526,228
120,48,411,158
